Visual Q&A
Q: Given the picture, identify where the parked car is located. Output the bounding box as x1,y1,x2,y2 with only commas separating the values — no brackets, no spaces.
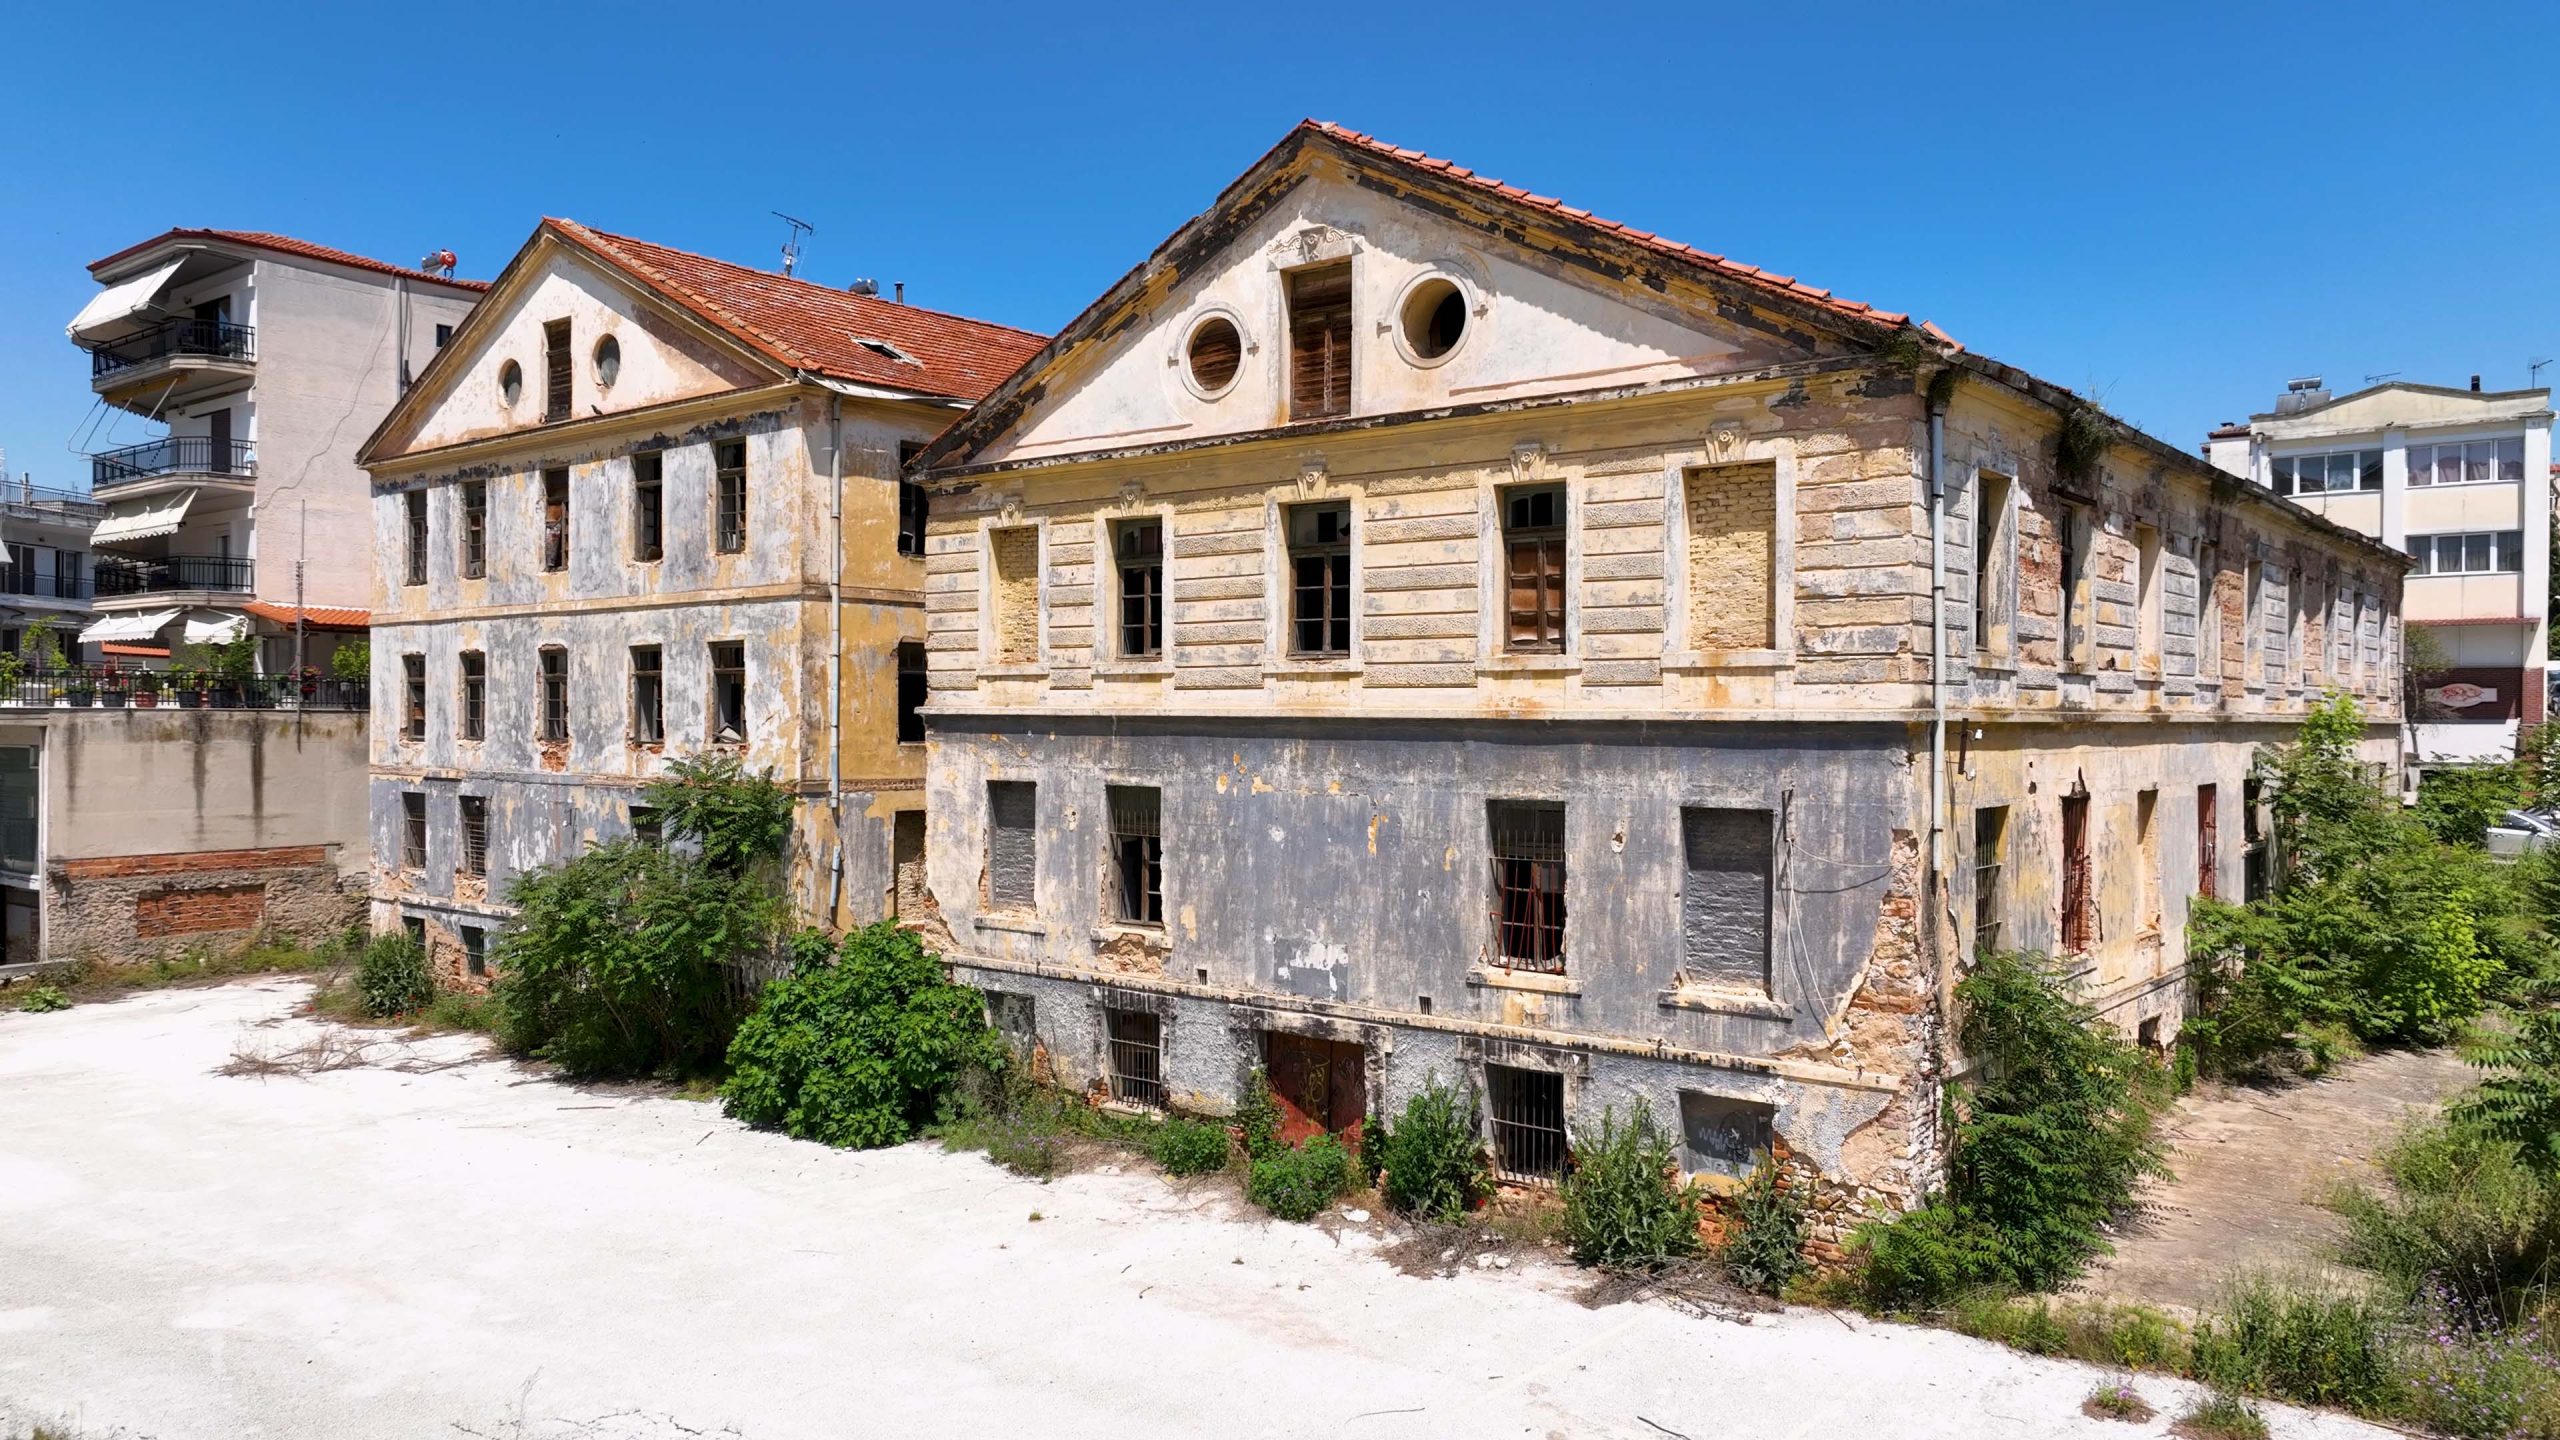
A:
2485,808,2560,857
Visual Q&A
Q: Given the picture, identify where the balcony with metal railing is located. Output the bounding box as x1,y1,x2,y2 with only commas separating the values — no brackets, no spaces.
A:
86,320,255,411
93,554,253,599
90,437,256,491
0,566,91,602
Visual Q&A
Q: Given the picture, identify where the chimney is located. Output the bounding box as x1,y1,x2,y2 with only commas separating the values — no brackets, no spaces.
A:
894,282,905,304
2472,374,2483,392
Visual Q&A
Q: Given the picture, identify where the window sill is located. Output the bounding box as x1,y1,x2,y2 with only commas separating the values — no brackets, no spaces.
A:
1091,922,1171,949
1970,657,2018,676
1662,648,1788,673
1477,655,1581,678
976,911,1048,937
1466,964,1579,996
1656,983,1793,1020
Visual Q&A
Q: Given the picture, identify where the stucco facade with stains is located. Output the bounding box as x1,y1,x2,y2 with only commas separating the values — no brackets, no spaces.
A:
356,221,1042,981
908,123,2406,1218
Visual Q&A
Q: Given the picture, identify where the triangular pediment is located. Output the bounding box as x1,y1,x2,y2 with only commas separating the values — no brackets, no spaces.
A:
927,125,1917,471
362,227,780,463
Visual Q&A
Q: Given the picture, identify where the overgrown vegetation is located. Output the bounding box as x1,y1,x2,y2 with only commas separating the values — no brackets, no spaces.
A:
721,923,1001,1148
1152,1116,1231,1176
17,984,68,1013
353,931,435,1018
1560,1103,1699,1268
2188,1277,2399,1415
1372,1074,1493,1222
1716,1160,1810,1296
2,928,352,1013
1248,1133,1355,1221
2174,1390,2269,1440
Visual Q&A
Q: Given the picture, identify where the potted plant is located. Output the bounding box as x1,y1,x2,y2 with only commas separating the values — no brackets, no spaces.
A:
134,670,162,708
208,633,258,709
171,666,204,709
98,669,129,708
0,648,24,707
64,667,95,708
329,640,370,707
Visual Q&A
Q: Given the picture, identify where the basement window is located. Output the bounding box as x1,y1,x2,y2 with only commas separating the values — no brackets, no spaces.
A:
1104,1007,1165,1109
537,646,568,744
709,640,746,743
458,651,485,742
1500,485,1567,653
1287,502,1352,657
541,469,569,572
1677,1091,1774,1181
1107,784,1163,927
542,319,571,422
400,792,426,871
458,795,488,878
1114,519,1164,659
632,451,664,563
629,806,662,847
629,645,662,743
401,654,426,741
896,641,926,744
1285,262,1353,421
1488,800,1566,973
714,439,747,555
1486,1063,1566,1184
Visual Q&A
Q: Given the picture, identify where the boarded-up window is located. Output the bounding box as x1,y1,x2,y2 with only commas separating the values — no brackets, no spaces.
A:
987,780,1036,910
891,810,927,919
1678,1091,1774,1180
541,468,569,573
988,526,1041,663
1683,464,1776,650
1679,808,1772,990
542,319,571,422
1501,485,1566,653
1285,263,1353,421
1489,800,1566,972
2060,792,2092,952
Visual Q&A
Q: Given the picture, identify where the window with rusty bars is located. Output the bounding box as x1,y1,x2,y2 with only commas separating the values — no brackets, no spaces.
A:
1488,800,1567,972
404,490,428,586
461,925,488,978
542,318,572,423
1288,502,1352,656
1501,485,1566,653
401,654,426,740
1114,519,1163,658
629,645,662,743
537,647,568,743
714,439,747,555
1107,784,1162,926
541,469,569,572
458,795,488,878
1487,1063,1566,1184
459,480,486,579
400,792,426,870
458,652,485,741
2060,793,2092,953
632,451,664,562
709,641,746,743
1972,806,2007,956
1105,1007,1165,1109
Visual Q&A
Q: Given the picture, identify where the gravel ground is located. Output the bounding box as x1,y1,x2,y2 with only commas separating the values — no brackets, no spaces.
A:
0,980,2394,1440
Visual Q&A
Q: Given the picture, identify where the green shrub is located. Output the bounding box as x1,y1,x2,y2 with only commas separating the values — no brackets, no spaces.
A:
354,932,434,1018
2397,1292,2560,1440
2455,1008,2560,1176
19,983,69,1013
2175,1390,2268,1440
2190,1276,2399,1414
419,988,497,1033
1376,1074,1492,1222
1717,1160,1809,1296
1153,1116,1231,1176
2082,1383,2152,1423
1851,1200,2001,1311
641,754,795,876
721,922,1002,1149
1562,1104,1701,1268
2332,1117,2559,1326
1249,1134,1350,1222
1235,1067,1281,1161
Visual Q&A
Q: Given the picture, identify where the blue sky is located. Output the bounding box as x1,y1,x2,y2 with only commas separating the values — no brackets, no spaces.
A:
3,1,2552,491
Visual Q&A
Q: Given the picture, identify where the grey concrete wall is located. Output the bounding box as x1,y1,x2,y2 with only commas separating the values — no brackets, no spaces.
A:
25,709,369,869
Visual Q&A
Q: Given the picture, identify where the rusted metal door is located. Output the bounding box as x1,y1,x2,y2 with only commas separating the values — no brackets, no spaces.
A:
1265,1032,1365,1145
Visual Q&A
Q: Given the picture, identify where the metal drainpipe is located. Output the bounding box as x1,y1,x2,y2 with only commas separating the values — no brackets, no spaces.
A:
826,395,846,925
1927,379,1950,921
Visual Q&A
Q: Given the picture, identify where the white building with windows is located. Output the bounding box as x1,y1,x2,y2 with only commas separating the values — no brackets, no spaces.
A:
2206,378,2553,766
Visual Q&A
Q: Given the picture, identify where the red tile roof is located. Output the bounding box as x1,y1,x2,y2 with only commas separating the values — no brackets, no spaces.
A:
242,601,369,631
1303,121,1950,347
89,229,490,292
549,220,1048,403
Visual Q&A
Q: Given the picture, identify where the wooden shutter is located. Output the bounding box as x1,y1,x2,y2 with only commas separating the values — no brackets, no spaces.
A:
542,319,571,421
1506,536,1564,650
1287,264,1353,420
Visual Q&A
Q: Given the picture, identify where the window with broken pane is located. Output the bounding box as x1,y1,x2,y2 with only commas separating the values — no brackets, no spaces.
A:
709,641,746,743
714,439,747,555
629,645,663,744
537,647,568,743
541,468,569,572
1107,784,1162,926
458,795,488,878
1488,799,1566,972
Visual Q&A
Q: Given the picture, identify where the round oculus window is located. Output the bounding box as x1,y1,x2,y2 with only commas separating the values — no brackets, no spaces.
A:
1400,277,1468,362
594,334,621,387
498,360,523,406
1185,315,1242,395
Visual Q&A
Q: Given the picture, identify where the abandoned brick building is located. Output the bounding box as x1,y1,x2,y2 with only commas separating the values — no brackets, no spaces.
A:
358,220,1042,980
907,121,2408,1209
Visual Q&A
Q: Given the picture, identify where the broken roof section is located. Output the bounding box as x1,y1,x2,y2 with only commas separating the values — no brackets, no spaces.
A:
547,219,1048,403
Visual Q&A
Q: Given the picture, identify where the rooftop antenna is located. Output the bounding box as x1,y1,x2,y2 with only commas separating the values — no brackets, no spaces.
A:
2531,358,2553,387
2363,371,2400,385
772,211,814,278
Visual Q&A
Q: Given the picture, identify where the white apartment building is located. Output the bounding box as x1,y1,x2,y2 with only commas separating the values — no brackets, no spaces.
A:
68,230,485,669
2206,378,2553,766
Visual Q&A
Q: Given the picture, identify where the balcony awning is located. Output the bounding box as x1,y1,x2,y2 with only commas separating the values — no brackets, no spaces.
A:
66,258,184,341
78,608,183,645
92,488,196,546
182,610,249,644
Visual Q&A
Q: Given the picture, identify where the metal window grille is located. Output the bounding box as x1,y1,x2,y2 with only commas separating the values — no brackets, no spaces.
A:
1487,1064,1566,1184
1502,486,1565,653
405,490,428,586
1288,503,1352,656
633,452,664,562
1105,1008,1165,1109
1286,263,1353,420
459,652,485,741
630,646,663,743
715,439,747,554
542,319,572,422
710,642,746,742
458,796,488,877
1489,800,1567,972
538,648,568,743
402,655,426,740
541,470,569,572
897,441,928,558
461,926,487,978
1107,785,1163,926
2060,793,2092,953
459,481,486,578
896,642,927,744
400,792,426,870
1972,806,2006,955
1115,521,1163,658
